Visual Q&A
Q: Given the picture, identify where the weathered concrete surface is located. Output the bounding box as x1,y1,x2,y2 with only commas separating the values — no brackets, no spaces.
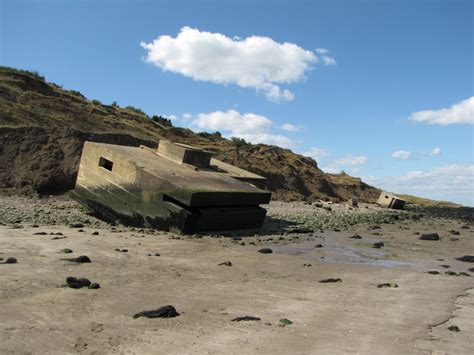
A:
377,191,406,210
0,199,473,354
75,141,271,233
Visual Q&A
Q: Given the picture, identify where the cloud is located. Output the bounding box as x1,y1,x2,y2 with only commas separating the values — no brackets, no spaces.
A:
182,113,192,120
364,164,474,206
303,147,329,161
140,27,334,102
430,147,441,156
408,96,474,125
334,155,368,166
323,155,368,173
281,123,301,132
163,114,177,121
190,109,292,148
315,48,336,66
391,150,412,160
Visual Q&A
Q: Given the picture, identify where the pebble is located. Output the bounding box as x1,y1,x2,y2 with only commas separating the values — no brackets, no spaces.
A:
319,278,342,283
377,283,399,288
456,255,474,263
231,316,261,322
133,305,180,319
279,318,293,327
66,277,91,289
373,242,384,249
419,233,440,241
2,257,18,264
62,255,91,263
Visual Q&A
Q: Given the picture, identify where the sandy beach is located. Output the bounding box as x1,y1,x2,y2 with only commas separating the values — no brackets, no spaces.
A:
1,196,473,354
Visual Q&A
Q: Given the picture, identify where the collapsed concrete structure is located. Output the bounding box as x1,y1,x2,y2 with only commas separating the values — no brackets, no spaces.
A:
74,140,271,233
376,191,406,210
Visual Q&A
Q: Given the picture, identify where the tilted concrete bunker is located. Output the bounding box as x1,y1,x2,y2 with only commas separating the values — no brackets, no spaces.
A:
73,140,271,233
376,191,406,210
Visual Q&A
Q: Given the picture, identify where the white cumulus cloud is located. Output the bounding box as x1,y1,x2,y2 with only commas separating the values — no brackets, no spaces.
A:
140,27,334,102
392,150,412,160
430,147,441,156
323,155,368,173
190,109,292,148
364,164,474,206
335,155,368,166
281,123,301,132
315,48,336,66
408,97,474,125
162,114,177,121
303,147,329,161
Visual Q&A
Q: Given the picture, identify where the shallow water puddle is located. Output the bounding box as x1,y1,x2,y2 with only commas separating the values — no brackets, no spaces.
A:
269,240,417,268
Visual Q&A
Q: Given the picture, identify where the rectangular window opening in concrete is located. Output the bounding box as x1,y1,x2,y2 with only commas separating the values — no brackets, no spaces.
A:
99,157,113,171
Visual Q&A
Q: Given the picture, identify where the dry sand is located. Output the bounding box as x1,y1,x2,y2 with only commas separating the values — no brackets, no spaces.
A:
0,198,473,354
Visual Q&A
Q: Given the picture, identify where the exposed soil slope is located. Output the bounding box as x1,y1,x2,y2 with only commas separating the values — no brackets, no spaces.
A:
0,67,379,201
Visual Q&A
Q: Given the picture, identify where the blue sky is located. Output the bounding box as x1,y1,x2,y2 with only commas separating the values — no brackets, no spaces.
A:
1,0,473,205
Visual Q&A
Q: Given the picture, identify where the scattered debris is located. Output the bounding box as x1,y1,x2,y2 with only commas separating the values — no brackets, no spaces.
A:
61,255,91,263
427,271,440,275
443,271,469,276
419,233,440,241
377,283,399,288
65,277,98,289
133,305,180,319
258,248,273,254
218,261,232,267
373,242,384,249
314,244,323,248
279,319,293,327
319,278,342,283
349,234,362,239
450,230,460,236
447,325,460,332
59,248,73,254
33,232,47,235
440,265,450,268
445,271,458,276
231,316,261,322
1,257,18,264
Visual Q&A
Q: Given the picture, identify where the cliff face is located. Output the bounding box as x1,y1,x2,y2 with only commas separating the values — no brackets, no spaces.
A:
0,67,380,202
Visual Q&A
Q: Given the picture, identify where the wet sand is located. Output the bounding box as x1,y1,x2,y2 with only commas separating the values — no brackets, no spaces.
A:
0,199,473,354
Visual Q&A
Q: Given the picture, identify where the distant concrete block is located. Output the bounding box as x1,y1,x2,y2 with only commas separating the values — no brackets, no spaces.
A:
376,191,406,209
